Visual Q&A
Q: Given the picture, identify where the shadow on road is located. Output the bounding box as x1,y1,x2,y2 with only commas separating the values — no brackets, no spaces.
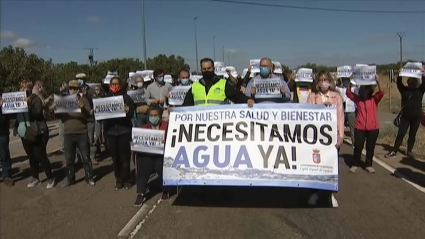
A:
171,186,332,209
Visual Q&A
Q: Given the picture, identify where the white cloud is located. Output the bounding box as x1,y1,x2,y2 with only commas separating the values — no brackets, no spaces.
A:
87,16,100,23
11,38,36,50
0,31,17,40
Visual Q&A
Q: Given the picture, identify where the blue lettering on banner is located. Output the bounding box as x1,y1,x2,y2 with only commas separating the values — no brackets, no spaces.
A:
172,145,253,169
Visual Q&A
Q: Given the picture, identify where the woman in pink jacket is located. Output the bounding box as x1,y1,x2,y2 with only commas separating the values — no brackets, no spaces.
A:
306,71,345,208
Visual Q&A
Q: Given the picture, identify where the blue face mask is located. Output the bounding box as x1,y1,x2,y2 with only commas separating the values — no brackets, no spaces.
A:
149,116,160,126
259,67,270,77
78,79,84,86
157,77,164,83
181,78,189,85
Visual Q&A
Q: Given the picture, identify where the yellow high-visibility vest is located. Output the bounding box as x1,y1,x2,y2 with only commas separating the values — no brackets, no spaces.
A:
192,79,227,106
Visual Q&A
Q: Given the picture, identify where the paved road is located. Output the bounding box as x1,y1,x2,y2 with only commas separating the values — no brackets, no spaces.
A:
135,143,425,239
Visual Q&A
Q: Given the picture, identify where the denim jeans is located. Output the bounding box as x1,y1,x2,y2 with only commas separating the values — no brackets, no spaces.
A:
64,133,93,181
58,121,65,150
0,135,12,179
87,121,101,159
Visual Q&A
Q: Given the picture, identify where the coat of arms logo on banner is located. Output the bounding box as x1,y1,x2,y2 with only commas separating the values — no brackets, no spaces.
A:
312,149,321,164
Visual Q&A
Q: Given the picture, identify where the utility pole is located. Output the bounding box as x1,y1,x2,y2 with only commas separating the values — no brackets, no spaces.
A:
397,32,406,70
222,45,224,62
83,48,98,67
142,0,147,70
227,51,230,65
194,17,199,73
396,32,406,109
213,36,216,61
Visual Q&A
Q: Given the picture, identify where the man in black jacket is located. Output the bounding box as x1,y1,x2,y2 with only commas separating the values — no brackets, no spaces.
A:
0,90,14,186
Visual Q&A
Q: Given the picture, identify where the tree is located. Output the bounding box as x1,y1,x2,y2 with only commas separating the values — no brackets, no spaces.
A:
0,46,191,94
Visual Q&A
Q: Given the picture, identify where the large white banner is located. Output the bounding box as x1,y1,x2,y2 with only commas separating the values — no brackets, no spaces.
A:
1,91,28,114
93,95,126,120
131,128,165,155
254,78,281,99
53,94,81,113
163,104,339,191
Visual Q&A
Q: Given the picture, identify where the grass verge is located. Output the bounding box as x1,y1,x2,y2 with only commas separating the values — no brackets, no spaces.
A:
378,126,425,159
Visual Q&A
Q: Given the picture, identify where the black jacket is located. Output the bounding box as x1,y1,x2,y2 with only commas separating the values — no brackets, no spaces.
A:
182,75,250,106
398,76,425,118
0,111,10,136
103,90,134,136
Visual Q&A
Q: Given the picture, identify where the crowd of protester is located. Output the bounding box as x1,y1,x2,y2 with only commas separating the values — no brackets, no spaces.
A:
1,57,424,208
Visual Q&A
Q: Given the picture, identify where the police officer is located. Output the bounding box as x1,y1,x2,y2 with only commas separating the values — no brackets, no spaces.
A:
182,58,254,107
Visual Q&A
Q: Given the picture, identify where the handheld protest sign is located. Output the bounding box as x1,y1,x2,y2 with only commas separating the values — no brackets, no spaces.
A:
131,128,165,155
127,90,145,104
250,59,261,73
399,62,423,79
1,91,28,114
253,78,282,99
169,85,191,106
337,66,352,78
92,95,126,120
295,68,313,82
352,65,377,85
273,61,283,74
53,94,81,114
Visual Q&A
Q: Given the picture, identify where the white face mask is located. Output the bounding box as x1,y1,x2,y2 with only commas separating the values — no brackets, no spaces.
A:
136,82,144,88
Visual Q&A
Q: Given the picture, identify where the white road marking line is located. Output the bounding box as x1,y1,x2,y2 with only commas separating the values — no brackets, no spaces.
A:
118,198,162,239
344,139,425,194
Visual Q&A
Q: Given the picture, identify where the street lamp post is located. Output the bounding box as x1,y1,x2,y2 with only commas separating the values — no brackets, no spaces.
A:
396,32,406,109
142,0,147,70
213,36,216,61
222,45,224,62
194,17,199,73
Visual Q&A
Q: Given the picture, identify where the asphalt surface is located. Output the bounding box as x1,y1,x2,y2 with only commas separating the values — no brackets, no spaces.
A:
135,143,425,239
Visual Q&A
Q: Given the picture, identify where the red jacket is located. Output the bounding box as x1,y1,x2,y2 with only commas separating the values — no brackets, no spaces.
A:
346,87,384,130
141,121,169,140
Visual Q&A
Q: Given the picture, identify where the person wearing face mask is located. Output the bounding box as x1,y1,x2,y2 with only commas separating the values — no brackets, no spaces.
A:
306,71,344,208
178,69,193,86
244,57,291,103
385,68,425,159
182,58,254,107
134,105,170,206
346,80,384,173
14,80,55,189
145,69,173,107
103,77,135,190
52,80,96,186
131,76,149,127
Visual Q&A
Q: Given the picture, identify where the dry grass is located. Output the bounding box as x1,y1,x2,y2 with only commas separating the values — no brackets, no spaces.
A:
375,75,425,159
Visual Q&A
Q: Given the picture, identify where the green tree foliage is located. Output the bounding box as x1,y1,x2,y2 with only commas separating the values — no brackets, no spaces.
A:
0,46,190,94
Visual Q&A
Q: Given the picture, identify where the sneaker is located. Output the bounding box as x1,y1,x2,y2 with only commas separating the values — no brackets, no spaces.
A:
330,193,339,208
385,151,396,158
27,178,40,188
3,178,15,187
308,193,319,205
87,179,96,186
349,166,359,173
406,151,415,158
365,167,376,174
134,194,145,206
115,182,123,190
46,178,55,189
